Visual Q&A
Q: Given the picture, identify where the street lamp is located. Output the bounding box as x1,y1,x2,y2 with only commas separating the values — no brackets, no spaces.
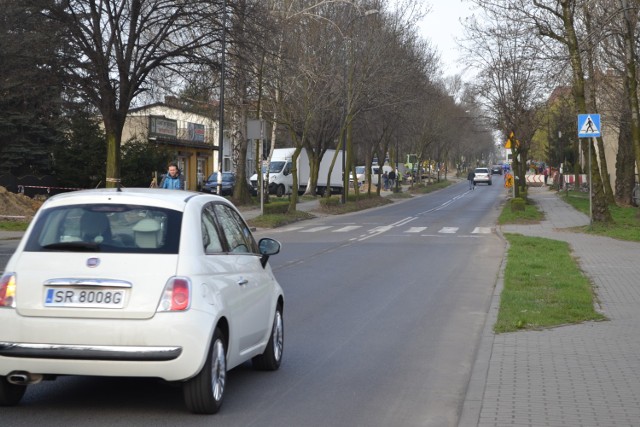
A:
341,8,379,204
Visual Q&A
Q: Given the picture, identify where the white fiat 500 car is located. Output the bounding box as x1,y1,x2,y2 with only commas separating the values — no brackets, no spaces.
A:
0,188,284,414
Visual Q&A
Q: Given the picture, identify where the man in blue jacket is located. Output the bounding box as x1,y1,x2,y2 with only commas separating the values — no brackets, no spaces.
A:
160,162,185,190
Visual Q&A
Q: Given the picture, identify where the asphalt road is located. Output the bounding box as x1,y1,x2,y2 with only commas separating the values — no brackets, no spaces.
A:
0,239,20,273
2,179,506,426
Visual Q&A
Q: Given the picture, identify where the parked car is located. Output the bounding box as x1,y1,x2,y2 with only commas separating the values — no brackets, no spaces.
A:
473,167,492,185
202,172,235,196
0,188,284,414
491,165,503,175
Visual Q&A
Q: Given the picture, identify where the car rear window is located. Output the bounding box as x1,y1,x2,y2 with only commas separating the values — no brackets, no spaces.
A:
475,168,489,173
24,204,182,254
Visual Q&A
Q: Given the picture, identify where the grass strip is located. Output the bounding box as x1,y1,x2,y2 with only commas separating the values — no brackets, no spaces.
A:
495,233,605,333
562,191,640,242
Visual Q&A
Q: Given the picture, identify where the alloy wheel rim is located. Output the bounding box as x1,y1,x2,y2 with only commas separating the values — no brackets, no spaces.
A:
211,339,226,401
273,311,283,361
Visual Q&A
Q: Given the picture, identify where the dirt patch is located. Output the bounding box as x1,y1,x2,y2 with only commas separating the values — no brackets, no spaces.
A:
0,187,43,218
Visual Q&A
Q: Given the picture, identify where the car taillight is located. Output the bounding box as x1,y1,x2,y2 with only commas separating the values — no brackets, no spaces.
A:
157,277,191,312
0,273,17,308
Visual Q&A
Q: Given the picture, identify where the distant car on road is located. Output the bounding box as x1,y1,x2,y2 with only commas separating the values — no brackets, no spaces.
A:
202,172,235,196
473,167,492,185
491,165,503,175
0,188,284,414
349,165,366,186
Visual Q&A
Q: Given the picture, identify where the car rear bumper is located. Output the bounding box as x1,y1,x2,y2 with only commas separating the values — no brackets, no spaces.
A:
0,310,215,381
0,342,181,361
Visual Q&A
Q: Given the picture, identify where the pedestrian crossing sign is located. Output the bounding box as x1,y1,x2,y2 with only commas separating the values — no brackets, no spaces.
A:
577,114,601,138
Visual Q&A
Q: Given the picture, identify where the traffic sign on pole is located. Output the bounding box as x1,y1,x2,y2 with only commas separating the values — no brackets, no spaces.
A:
577,114,601,138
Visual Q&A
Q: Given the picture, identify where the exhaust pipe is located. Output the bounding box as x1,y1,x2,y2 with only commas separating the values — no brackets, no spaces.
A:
7,371,43,385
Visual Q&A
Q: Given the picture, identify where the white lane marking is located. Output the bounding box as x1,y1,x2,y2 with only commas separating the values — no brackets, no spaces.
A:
356,225,394,241
392,217,418,227
281,226,304,232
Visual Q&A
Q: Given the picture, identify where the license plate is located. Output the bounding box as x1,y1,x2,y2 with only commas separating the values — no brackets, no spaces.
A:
44,288,127,308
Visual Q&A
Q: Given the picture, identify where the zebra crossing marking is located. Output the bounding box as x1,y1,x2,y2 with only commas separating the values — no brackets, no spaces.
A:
284,224,493,235
439,227,459,234
406,227,427,233
472,227,492,234
332,225,362,232
280,226,304,232
300,226,332,233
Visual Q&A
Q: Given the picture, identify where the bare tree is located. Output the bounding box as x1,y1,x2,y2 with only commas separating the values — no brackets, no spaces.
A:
469,0,612,220
462,8,549,197
616,0,640,204
37,0,223,188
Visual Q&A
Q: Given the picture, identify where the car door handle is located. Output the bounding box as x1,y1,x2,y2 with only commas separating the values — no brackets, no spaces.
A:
237,277,248,286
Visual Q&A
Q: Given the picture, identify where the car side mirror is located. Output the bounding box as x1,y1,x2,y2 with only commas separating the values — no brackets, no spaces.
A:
258,237,281,268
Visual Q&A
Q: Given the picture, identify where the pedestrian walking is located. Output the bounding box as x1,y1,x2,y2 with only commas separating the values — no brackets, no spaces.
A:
388,169,396,191
160,162,185,190
467,170,475,190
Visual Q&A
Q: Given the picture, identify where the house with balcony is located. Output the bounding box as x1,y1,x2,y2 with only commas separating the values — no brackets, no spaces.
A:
122,97,229,191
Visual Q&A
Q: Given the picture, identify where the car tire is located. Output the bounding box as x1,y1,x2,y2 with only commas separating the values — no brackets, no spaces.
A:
275,184,286,198
0,376,27,406
252,305,284,371
183,328,227,414
489,181,492,185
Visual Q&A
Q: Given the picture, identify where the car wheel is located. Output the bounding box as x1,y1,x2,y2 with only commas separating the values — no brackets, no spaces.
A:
489,181,492,185
252,305,284,371
0,376,27,406
275,184,285,198
183,328,227,414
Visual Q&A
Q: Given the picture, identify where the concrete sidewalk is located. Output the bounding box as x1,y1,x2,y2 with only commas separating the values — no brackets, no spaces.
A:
460,186,640,427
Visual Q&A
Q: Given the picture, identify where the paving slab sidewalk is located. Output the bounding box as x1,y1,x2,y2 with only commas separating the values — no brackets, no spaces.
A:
460,186,640,427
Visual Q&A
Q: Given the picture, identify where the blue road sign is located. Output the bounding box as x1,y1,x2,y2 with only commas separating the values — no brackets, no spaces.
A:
577,114,601,138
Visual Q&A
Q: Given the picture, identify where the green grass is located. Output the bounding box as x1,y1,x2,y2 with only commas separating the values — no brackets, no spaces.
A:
495,233,605,333
498,198,544,224
244,192,394,228
562,191,640,242
246,210,315,228
406,179,453,194
318,193,393,214
0,220,30,231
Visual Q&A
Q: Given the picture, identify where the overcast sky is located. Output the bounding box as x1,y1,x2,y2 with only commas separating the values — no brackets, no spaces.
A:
417,0,474,78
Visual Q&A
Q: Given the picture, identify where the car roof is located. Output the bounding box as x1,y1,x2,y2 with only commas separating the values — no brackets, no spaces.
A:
39,188,230,212
475,167,489,171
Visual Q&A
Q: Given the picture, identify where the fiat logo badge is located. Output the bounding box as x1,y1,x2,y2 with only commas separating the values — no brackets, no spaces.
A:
87,258,100,268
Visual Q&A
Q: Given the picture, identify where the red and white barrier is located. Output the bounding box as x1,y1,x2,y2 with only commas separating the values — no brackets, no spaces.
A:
525,174,546,186
563,174,588,185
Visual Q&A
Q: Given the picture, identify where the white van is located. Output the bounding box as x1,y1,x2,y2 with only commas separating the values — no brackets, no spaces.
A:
250,148,344,197
371,165,393,186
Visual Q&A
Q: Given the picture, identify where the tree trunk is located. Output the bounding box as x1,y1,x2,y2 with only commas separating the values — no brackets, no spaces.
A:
615,107,635,205
103,114,122,188
620,0,640,203
561,0,611,222
583,3,615,204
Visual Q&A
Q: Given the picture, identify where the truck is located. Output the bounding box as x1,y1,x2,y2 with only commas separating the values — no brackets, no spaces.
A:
250,148,344,197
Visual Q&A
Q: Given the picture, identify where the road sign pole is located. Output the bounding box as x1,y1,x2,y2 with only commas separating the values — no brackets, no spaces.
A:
589,137,593,225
